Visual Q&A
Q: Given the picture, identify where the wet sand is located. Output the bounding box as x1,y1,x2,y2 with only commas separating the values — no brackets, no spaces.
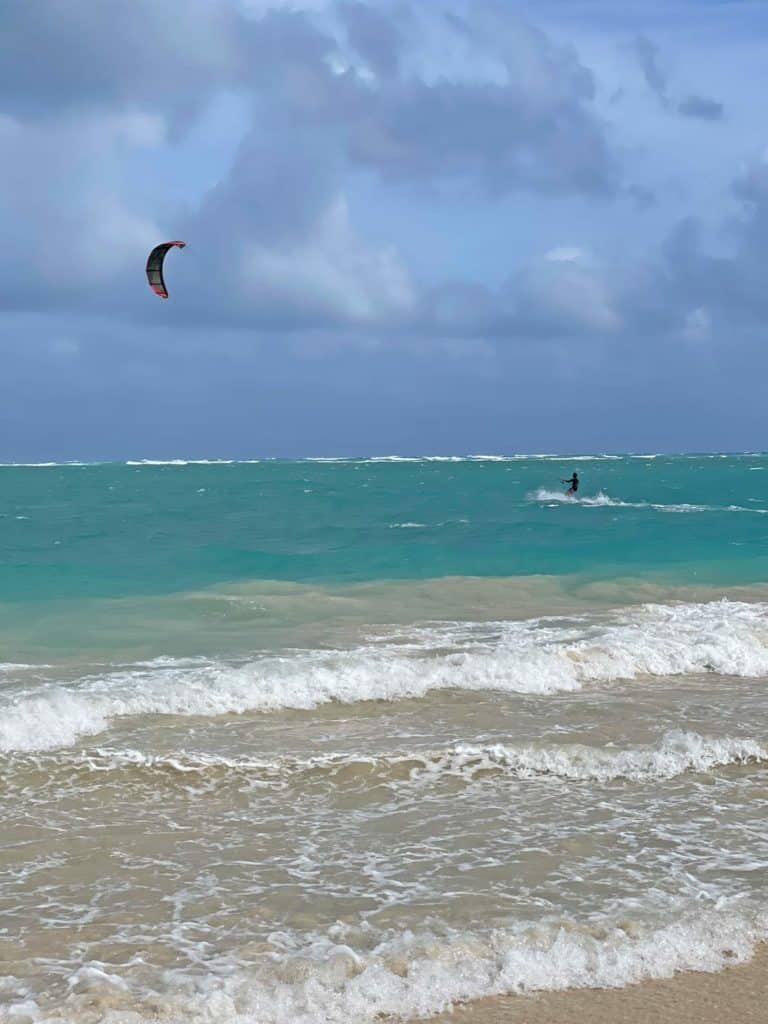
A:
419,947,768,1023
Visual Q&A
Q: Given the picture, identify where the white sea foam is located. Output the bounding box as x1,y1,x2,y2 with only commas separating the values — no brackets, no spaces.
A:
60,731,765,786
513,454,622,461
0,689,111,753
9,904,766,1024
530,489,768,514
394,730,766,784
151,905,768,1023
365,455,466,463
2,600,768,754
125,459,236,466
0,454,764,470
532,488,628,506
304,454,628,465
0,461,88,468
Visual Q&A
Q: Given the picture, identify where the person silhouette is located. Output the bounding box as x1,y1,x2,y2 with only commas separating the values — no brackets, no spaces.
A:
562,472,579,496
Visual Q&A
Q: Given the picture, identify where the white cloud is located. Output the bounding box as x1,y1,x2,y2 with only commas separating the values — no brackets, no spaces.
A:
545,246,586,263
520,248,620,332
241,195,415,322
681,306,711,341
0,112,163,297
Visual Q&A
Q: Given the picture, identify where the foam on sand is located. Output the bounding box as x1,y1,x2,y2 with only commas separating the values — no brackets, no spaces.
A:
5,903,767,1024
34,730,762,788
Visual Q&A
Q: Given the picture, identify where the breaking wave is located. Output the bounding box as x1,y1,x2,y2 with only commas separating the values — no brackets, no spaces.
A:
2,599,768,754
6,904,768,1024
28,730,762,788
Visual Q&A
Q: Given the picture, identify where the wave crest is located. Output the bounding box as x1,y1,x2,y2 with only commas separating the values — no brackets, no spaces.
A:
11,904,768,1024
3,600,768,753
28,730,762,788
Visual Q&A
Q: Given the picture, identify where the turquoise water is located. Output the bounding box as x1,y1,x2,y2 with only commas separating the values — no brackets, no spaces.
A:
5,455,768,605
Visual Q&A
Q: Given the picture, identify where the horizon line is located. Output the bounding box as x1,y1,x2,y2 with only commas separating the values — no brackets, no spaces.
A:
0,452,766,467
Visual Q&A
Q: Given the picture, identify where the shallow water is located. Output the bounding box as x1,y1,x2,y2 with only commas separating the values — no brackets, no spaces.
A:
2,457,768,1023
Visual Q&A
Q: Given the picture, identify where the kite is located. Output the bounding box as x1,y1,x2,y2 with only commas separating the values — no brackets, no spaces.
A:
145,241,186,298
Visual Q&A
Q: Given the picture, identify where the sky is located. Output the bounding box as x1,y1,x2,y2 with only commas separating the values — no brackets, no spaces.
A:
2,0,768,458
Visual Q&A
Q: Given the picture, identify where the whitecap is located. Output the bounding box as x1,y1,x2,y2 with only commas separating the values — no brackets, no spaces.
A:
59,730,765,787
17,903,767,1024
3,599,768,753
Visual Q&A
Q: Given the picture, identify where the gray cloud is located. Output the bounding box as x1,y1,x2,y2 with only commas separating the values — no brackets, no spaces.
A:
0,0,624,338
342,77,617,195
1,0,766,457
423,150,768,347
424,246,621,343
180,2,622,335
339,0,404,78
629,34,669,107
614,156,768,341
625,184,657,210
678,94,725,121
628,35,724,124
0,0,247,127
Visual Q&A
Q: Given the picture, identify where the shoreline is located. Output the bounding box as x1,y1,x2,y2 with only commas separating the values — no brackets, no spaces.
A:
417,946,768,1023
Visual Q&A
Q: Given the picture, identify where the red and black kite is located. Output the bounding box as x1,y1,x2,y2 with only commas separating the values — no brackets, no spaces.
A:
145,241,186,298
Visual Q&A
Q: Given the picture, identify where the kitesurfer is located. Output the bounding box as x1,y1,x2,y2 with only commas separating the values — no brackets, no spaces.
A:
562,472,579,496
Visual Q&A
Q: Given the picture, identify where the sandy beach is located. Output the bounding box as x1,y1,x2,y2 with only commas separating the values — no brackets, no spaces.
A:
421,947,768,1023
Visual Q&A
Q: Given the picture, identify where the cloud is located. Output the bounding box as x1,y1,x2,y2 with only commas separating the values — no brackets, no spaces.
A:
0,0,627,336
629,34,669,107
0,1,736,355
0,111,163,310
426,246,620,341
2,0,768,456
0,0,246,126
678,94,725,121
628,34,724,124
239,195,415,323
626,184,657,210
338,5,619,196
615,153,768,340
681,306,712,341
421,142,768,348
185,3,622,332
516,247,621,333
342,76,617,196
339,0,404,78
731,153,768,207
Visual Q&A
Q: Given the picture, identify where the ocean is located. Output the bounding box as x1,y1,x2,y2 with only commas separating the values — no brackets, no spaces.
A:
3,454,768,1023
